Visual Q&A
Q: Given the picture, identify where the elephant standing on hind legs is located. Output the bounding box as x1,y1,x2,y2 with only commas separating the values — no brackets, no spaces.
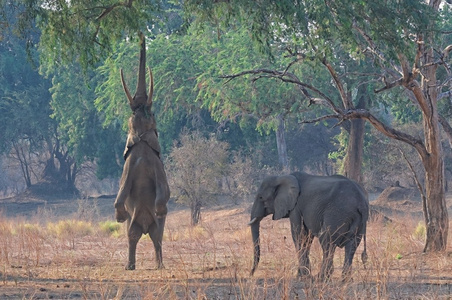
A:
249,172,368,281
114,32,170,271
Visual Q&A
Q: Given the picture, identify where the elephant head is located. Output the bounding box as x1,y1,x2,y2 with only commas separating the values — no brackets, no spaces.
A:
120,32,161,160
120,31,153,111
249,174,300,275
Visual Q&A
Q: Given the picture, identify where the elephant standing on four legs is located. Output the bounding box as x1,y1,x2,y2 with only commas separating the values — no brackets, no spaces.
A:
249,171,369,280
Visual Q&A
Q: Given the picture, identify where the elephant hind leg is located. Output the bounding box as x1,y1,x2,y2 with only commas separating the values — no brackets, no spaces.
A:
149,216,166,269
319,234,337,281
342,234,363,279
290,217,313,278
297,233,314,278
126,222,143,270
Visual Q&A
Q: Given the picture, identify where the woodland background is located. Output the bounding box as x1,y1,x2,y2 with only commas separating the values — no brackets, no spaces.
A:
1,1,452,233
2,2,452,298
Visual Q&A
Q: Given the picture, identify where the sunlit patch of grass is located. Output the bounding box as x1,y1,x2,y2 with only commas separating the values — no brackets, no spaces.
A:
47,220,94,238
413,221,426,241
0,220,13,265
46,220,94,249
99,220,122,237
163,223,208,242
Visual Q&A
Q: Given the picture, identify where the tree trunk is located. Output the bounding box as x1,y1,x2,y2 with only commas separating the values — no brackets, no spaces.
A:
343,118,365,183
41,137,78,195
12,140,32,188
420,42,448,251
423,20,448,250
190,198,202,225
276,114,289,171
409,24,448,251
343,92,366,184
423,155,448,252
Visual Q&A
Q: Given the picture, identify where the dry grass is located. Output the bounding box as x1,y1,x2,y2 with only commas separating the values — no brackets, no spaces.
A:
1,203,452,299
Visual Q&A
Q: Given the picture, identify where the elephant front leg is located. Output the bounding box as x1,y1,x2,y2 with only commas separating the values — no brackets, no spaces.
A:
115,192,129,223
126,222,142,270
114,171,132,223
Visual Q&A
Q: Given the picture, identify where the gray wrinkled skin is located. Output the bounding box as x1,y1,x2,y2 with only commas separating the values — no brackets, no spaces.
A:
249,172,368,281
114,33,170,270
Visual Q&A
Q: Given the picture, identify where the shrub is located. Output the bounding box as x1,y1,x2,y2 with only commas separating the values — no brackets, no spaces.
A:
99,220,122,237
47,220,93,238
413,221,426,241
168,131,230,225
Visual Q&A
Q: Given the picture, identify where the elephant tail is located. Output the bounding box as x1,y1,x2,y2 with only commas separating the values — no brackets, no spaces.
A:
361,233,368,267
345,207,368,267
359,206,368,268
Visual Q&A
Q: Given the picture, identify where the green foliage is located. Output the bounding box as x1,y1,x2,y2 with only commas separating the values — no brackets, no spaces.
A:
192,27,298,133
99,220,122,237
3,0,451,198
37,0,166,68
413,222,426,241
0,28,54,154
185,0,436,62
48,63,123,177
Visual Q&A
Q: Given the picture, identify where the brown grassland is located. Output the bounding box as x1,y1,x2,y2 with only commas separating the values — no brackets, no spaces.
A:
1,195,452,299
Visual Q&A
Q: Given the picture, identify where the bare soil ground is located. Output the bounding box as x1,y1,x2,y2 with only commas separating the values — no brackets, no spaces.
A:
1,193,452,299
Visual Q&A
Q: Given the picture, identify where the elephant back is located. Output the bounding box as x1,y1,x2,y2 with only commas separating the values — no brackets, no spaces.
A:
290,171,369,242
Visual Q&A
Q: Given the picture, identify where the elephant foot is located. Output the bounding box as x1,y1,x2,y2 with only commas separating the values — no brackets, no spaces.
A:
297,273,313,283
115,206,128,223
316,273,333,283
125,263,136,270
297,267,312,281
341,270,353,283
341,275,353,283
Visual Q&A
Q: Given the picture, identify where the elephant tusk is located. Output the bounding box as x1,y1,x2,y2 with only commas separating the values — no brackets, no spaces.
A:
248,217,258,226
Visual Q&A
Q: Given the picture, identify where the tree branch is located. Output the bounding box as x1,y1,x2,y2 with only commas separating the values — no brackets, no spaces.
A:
352,22,402,74
438,90,452,101
95,0,134,21
220,68,343,115
444,44,452,58
398,147,427,220
300,114,340,124
374,77,404,93
439,115,452,148
321,58,353,109
342,109,428,159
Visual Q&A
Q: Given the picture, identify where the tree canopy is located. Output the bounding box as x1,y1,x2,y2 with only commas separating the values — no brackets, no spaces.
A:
185,0,452,251
2,0,452,249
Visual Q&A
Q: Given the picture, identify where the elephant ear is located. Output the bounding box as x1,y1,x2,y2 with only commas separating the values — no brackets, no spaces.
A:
273,175,300,220
123,134,140,160
141,129,161,156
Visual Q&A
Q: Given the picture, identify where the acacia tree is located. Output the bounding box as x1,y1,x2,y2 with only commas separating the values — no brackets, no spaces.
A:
186,0,452,251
